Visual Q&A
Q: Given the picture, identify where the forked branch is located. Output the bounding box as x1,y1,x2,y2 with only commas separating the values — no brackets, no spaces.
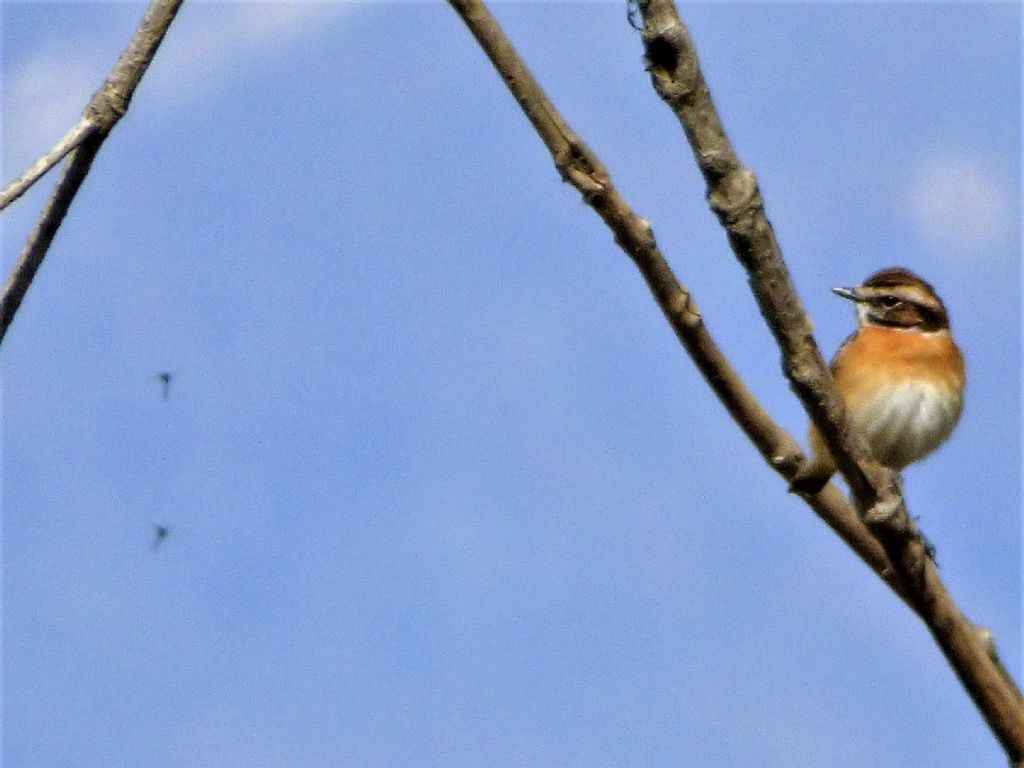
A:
449,0,1024,760
0,0,183,346
634,0,1024,758
445,1,906,603
0,121,98,211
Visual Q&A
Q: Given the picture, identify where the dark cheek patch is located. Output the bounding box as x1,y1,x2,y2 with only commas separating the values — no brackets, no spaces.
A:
872,302,945,331
917,306,947,332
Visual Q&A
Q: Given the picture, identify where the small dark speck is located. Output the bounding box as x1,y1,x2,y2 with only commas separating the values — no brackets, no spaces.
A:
156,372,172,400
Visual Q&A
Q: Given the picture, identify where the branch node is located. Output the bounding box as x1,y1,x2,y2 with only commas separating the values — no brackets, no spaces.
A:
707,167,760,224
84,84,129,132
974,624,994,648
667,288,702,326
863,491,904,529
769,447,803,476
645,26,684,75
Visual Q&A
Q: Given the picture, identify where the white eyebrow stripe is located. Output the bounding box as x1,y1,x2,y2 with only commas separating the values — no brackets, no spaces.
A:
864,284,942,312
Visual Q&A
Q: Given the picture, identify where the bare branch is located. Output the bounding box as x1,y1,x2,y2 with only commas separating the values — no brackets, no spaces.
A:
0,136,103,343
445,0,908,601
637,0,891,511
634,0,1024,757
81,0,184,134
0,0,183,346
0,120,98,211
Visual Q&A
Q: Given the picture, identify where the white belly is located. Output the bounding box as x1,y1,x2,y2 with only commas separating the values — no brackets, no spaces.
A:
853,380,963,469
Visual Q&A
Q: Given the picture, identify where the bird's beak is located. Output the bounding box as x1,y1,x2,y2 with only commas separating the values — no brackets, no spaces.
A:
832,286,860,302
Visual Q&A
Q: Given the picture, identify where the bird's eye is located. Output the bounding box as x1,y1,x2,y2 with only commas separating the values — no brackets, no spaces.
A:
880,295,901,308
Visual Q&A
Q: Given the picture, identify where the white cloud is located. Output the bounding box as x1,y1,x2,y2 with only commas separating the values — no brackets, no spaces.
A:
2,49,102,173
3,3,351,175
908,157,1010,252
161,3,348,68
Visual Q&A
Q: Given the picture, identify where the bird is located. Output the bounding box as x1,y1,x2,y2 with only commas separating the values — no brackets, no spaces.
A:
790,267,965,494
152,525,171,551
156,372,172,400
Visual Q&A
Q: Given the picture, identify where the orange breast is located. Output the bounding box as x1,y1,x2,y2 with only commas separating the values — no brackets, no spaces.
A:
802,326,965,478
832,325,965,407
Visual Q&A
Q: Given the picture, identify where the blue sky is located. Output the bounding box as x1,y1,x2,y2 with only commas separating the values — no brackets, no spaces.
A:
2,3,1020,766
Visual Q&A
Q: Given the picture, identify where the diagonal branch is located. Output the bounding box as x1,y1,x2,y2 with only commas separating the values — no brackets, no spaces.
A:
0,136,104,341
0,120,98,211
637,1,889,513
445,0,908,601
0,0,184,346
633,0,1024,759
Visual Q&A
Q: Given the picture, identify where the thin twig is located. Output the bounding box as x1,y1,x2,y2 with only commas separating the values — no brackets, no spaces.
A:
0,0,183,347
0,120,98,211
0,136,103,341
445,0,908,604
634,0,1024,758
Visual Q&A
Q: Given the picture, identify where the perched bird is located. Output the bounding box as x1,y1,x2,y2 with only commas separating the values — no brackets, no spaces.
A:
791,268,965,494
156,372,172,400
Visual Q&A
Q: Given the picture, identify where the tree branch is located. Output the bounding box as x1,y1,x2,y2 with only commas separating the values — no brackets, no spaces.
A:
445,0,909,602
634,0,1024,758
0,0,183,346
0,135,103,342
0,120,98,211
